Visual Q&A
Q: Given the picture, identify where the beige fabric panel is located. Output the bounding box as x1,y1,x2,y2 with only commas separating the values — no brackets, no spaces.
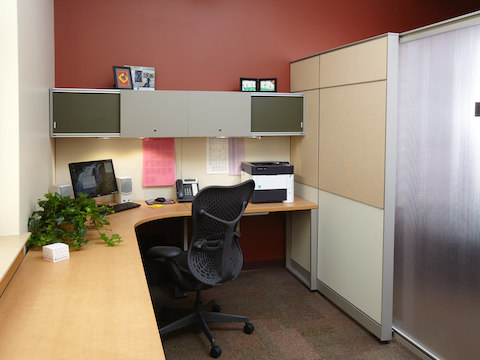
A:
319,81,386,209
319,37,388,88
290,56,320,92
290,90,319,188
317,189,384,323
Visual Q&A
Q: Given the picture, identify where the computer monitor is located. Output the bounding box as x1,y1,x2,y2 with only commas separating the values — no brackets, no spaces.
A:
69,159,118,198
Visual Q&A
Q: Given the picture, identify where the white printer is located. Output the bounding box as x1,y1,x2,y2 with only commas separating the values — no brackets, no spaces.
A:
240,162,294,203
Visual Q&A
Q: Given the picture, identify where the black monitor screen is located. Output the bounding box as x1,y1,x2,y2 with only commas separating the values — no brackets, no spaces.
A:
68,159,118,198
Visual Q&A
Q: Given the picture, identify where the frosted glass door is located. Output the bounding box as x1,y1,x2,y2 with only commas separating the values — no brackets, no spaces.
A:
395,24,480,360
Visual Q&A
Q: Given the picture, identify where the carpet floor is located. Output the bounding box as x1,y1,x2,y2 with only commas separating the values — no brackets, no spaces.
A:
149,267,421,360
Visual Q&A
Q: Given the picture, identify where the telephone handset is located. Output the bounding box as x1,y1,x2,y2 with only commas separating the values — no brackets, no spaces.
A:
176,178,199,202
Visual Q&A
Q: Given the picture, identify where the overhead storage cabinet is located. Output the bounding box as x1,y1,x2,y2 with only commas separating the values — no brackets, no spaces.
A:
122,91,251,138
187,91,251,137
50,89,120,137
121,90,188,137
250,93,305,136
51,89,306,138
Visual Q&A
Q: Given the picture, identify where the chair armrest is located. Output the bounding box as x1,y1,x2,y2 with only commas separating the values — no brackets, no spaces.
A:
148,246,182,260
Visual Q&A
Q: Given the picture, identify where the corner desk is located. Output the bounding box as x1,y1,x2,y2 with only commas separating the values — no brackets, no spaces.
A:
0,197,317,359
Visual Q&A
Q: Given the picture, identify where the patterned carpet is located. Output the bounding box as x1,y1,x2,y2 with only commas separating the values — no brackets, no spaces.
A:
149,267,421,360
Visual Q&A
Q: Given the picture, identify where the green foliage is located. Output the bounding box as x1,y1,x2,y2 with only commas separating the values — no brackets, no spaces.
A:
28,193,122,249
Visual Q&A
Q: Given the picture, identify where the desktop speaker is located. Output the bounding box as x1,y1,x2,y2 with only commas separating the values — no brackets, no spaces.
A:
115,177,132,203
51,184,73,198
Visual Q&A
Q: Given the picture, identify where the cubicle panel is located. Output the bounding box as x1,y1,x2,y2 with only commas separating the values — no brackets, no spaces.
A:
318,81,386,209
178,136,292,189
290,55,320,92
290,90,319,188
317,189,384,324
54,136,292,201
243,136,291,162
290,210,311,271
319,36,387,88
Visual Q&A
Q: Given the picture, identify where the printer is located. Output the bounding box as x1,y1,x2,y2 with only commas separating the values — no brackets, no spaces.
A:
241,161,294,203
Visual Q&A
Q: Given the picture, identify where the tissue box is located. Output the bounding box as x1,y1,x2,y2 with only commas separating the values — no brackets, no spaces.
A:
42,243,70,263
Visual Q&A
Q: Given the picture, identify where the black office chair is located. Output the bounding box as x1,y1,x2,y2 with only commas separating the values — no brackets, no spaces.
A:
147,180,255,358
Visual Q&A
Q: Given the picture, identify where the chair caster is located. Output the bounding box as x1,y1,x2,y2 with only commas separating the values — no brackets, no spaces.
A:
244,322,254,334
210,345,222,358
211,304,221,312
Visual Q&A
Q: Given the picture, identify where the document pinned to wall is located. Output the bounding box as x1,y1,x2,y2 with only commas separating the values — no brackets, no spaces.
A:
228,137,245,175
206,137,245,175
143,138,176,186
207,138,228,174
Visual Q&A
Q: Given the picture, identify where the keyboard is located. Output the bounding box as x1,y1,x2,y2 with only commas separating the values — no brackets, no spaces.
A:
110,202,141,213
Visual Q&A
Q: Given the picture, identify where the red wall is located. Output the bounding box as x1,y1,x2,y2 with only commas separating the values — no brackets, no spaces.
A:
54,0,479,92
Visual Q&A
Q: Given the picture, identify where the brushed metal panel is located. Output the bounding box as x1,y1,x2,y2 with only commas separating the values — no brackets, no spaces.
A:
395,23,480,360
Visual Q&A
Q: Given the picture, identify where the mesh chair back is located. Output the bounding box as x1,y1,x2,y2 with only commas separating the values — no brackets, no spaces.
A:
188,180,254,286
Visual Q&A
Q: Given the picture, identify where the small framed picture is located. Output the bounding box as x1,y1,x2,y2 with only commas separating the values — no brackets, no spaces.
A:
240,78,258,92
113,66,133,89
259,78,277,92
126,65,155,90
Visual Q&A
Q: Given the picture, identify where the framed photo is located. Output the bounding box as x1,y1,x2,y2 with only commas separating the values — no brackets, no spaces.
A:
259,78,277,92
126,65,155,90
240,78,258,92
113,66,133,89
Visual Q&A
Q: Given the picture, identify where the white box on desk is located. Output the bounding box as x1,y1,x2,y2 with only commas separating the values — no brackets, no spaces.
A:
42,243,70,263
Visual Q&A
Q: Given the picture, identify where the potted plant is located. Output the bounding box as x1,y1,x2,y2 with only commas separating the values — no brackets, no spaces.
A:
28,192,122,249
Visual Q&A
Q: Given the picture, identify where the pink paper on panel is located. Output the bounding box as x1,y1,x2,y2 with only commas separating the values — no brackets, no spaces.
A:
142,138,176,186
228,137,245,175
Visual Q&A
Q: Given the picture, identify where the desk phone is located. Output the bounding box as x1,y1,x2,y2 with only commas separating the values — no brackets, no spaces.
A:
176,178,199,202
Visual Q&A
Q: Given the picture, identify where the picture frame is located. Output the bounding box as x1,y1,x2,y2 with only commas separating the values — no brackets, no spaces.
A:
259,78,277,92
113,66,133,89
240,78,258,92
126,65,155,90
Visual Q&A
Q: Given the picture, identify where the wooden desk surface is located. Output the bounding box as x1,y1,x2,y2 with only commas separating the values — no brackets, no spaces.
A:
182,196,317,214
0,199,315,359
244,196,317,213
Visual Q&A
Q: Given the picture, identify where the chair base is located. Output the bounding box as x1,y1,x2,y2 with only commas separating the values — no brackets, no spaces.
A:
160,291,254,358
